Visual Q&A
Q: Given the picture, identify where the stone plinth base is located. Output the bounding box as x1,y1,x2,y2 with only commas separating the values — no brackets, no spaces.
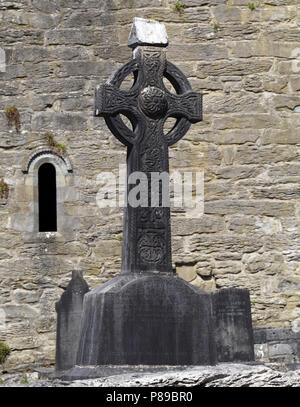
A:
70,274,254,370
76,274,216,366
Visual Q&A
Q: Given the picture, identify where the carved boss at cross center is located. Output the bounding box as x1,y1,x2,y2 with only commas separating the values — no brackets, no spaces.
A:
95,46,202,274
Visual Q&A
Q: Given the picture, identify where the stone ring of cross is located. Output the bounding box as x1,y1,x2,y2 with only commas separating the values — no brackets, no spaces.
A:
95,48,202,148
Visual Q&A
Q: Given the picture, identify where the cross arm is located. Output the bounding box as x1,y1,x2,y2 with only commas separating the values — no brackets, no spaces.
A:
166,92,202,123
94,84,138,117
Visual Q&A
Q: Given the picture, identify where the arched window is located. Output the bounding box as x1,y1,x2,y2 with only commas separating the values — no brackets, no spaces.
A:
20,149,73,234
38,163,57,232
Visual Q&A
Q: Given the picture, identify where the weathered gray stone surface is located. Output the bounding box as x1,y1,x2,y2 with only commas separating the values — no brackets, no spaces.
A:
0,1,299,370
1,363,300,387
55,271,89,371
213,288,254,362
254,327,300,364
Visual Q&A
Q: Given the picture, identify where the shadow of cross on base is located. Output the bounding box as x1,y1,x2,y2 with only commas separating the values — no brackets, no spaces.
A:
94,46,202,274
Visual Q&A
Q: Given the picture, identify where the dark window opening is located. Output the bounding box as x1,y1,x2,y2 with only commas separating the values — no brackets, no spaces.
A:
38,163,57,232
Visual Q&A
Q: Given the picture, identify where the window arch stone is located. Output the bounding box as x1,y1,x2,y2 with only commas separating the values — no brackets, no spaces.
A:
22,148,73,175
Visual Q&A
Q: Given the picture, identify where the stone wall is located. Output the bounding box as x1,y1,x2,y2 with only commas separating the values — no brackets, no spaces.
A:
0,0,299,369
254,327,300,364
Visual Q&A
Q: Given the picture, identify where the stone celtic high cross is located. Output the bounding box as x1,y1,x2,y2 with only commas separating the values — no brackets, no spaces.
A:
55,18,254,371
95,18,202,274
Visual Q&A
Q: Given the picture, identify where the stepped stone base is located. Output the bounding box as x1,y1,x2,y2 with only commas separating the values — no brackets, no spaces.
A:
53,274,254,379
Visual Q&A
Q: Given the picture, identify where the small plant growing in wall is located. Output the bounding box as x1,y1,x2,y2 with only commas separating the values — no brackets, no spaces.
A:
0,342,11,367
174,0,187,14
213,23,220,31
0,178,9,200
5,106,20,132
45,131,67,156
248,3,255,10
20,376,28,384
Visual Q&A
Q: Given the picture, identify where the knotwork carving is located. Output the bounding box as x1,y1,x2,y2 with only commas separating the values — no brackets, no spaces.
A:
139,207,165,227
138,232,166,264
142,51,164,87
141,146,162,171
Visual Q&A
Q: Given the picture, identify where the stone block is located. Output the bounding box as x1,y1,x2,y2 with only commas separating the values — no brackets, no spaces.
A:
191,275,216,292
213,114,280,130
31,0,59,13
231,0,251,4
254,343,269,362
253,328,267,343
2,304,39,320
260,7,295,23
268,163,300,178
212,6,242,23
197,59,273,78
205,92,266,114
32,112,88,131
93,240,122,258
268,343,294,358
128,17,168,48
278,61,300,75
243,252,284,275
0,28,44,45
291,318,300,334
236,145,299,164
210,165,260,179
168,43,228,62
243,75,263,93
175,263,197,282
251,185,300,200
263,76,288,93
289,77,300,92
12,289,41,304
171,216,225,236
0,131,28,148
222,146,235,165
232,41,297,59
45,29,106,46
169,0,226,5
261,129,299,145
212,288,254,362
272,95,300,111
266,328,296,342
142,7,211,24
189,233,263,254
213,261,242,276
94,45,131,63
55,271,89,371
28,12,58,29
205,200,295,217
57,60,115,78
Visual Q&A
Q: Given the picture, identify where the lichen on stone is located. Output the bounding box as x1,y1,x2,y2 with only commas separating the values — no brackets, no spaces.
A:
0,342,11,365
0,178,9,200
5,106,20,132
45,131,67,156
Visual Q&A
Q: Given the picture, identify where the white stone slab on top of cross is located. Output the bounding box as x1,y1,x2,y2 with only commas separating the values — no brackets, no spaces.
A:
128,17,168,48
